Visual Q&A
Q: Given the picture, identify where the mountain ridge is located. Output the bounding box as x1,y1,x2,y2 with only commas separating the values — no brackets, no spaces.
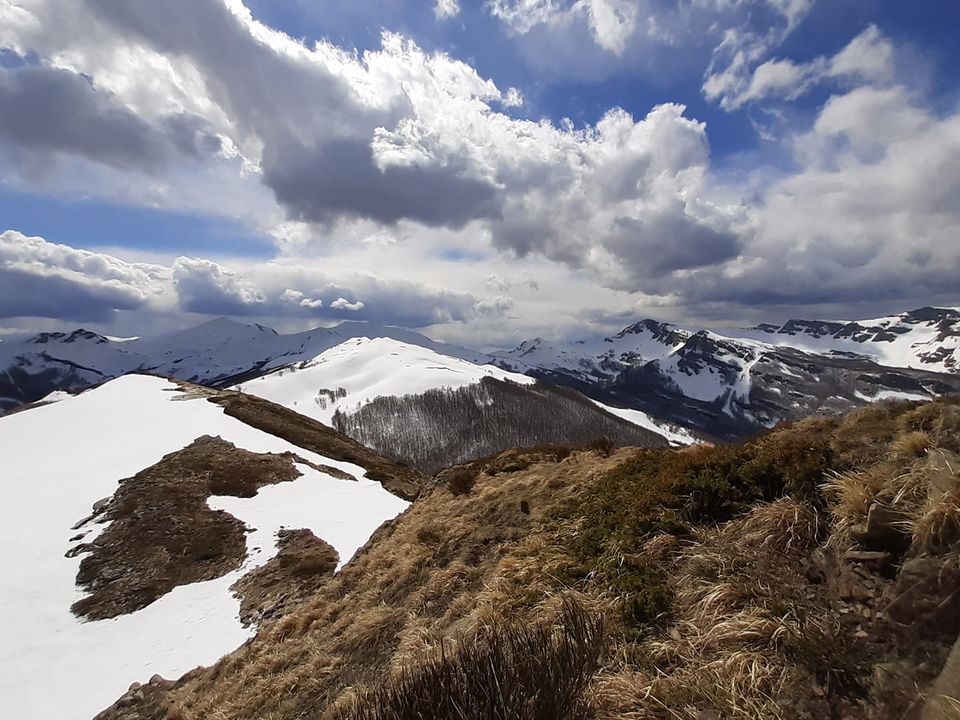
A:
3,307,959,445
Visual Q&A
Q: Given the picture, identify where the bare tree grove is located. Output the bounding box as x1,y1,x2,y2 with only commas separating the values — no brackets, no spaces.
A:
333,378,666,474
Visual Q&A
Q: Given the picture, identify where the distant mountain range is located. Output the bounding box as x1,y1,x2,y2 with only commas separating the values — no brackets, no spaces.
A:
2,306,959,442
494,307,960,438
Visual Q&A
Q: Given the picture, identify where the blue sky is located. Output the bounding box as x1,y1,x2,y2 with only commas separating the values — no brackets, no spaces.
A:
1,0,959,344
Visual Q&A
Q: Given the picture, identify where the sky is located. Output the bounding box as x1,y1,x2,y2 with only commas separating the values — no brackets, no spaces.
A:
1,0,959,348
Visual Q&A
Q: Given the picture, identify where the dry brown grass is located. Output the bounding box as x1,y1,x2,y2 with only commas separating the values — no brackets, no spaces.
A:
578,496,835,719
95,398,960,720
892,430,932,459
911,488,960,555
333,597,604,720
95,447,631,720
737,496,823,552
821,468,886,540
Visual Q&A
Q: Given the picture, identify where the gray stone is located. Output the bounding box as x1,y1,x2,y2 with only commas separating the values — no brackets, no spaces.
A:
923,634,960,719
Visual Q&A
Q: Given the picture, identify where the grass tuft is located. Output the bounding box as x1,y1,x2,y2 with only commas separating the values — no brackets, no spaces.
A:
335,597,604,720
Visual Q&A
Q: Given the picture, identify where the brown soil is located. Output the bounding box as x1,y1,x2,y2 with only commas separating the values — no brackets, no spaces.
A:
205,387,426,500
231,528,339,626
70,435,304,620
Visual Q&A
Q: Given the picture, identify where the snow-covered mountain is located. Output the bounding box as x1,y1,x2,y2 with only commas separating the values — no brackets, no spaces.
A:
736,306,960,374
494,308,960,438
0,318,490,414
233,336,533,425
0,375,412,720
3,306,959,442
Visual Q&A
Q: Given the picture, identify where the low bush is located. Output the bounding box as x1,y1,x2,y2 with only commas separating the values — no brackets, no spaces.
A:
547,420,835,629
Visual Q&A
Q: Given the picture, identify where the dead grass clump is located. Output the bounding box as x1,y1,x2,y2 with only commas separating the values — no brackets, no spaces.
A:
737,497,823,552
585,437,616,457
910,489,960,555
892,430,932,460
589,491,843,720
821,468,886,534
897,398,960,453
335,597,604,720
831,400,915,468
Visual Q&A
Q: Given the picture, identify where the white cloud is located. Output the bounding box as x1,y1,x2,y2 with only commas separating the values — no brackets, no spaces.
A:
707,24,895,110
676,84,960,310
172,257,266,313
487,0,637,54
330,297,365,311
502,87,524,107
434,0,460,20
281,288,323,309
0,2,746,297
0,2,957,339
0,230,169,321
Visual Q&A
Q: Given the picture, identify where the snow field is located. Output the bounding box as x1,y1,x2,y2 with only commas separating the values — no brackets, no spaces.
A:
0,375,408,720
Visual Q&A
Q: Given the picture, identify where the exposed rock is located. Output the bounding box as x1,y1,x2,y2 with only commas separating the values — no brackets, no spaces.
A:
923,634,960,719
887,555,960,635
845,550,893,571
927,449,960,499
851,503,909,554
148,675,174,690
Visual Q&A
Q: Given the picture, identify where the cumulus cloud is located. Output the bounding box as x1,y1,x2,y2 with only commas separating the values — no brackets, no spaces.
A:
166,257,487,326
173,257,266,315
0,63,221,174
330,297,365,311
281,288,323,309
0,0,746,294
671,84,960,309
0,230,501,328
0,230,169,321
1,0,957,335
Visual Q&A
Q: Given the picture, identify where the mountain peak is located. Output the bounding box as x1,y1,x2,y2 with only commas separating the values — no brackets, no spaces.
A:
27,328,108,345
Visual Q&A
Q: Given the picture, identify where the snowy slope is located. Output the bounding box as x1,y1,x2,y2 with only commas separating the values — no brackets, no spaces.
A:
0,375,408,720
0,319,492,414
734,307,960,374
234,336,534,425
495,319,686,382
588,399,699,446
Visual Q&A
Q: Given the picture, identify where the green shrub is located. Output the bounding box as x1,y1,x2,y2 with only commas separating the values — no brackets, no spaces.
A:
547,423,836,629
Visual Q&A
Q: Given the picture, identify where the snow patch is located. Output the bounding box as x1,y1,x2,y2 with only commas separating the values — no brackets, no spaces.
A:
0,375,407,720
589,399,699,446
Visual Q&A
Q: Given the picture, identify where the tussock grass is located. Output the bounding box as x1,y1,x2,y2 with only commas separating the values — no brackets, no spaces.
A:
821,468,886,538
737,496,823,552
892,430,932,459
911,488,960,555
334,597,604,720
